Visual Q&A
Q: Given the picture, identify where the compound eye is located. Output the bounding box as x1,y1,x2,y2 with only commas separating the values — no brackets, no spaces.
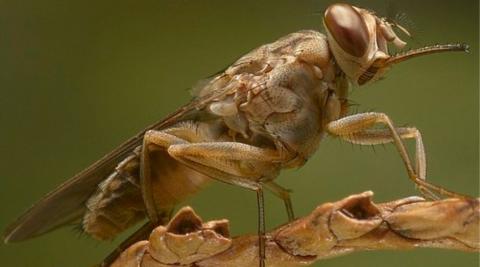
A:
324,4,370,57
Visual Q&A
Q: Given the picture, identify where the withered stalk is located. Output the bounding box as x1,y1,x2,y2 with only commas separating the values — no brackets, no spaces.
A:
112,191,479,267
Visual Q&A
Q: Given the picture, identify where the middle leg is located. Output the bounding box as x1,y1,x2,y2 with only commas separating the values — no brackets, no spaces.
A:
265,181,295,221
167,142,285,267
143,128,286,267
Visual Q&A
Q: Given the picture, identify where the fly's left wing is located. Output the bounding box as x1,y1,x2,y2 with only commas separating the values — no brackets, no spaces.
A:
3,74,238,242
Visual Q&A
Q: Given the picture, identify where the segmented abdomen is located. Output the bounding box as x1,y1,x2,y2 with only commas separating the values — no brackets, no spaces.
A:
83,150,146,240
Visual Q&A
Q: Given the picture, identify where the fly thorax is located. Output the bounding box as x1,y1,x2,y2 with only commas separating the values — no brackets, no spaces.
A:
208,95,249,138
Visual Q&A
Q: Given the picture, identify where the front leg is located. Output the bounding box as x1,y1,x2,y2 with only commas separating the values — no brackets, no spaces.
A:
326,112,466,198
342,127,427,181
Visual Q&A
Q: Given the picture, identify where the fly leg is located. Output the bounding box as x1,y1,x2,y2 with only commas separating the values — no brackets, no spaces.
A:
109,129,189,267
140,130,188,223
327,112,467,199
142,127,284,267
167,142,286,267
257,186,266,267
174,155,267,267
338,127,435,198
265,181,295,221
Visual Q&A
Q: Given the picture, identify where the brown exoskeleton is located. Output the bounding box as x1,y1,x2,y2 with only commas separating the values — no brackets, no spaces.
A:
4,3,470,267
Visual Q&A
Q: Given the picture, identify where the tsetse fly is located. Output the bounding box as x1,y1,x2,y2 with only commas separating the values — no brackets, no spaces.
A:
4,3,470,267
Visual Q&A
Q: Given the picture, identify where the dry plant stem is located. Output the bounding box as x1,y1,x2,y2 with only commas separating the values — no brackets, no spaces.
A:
111,191,479,267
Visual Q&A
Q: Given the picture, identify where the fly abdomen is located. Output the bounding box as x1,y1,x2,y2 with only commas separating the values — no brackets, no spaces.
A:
83,153,145,240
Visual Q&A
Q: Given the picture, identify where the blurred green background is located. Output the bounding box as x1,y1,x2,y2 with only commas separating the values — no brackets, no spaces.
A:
0,0,478,266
